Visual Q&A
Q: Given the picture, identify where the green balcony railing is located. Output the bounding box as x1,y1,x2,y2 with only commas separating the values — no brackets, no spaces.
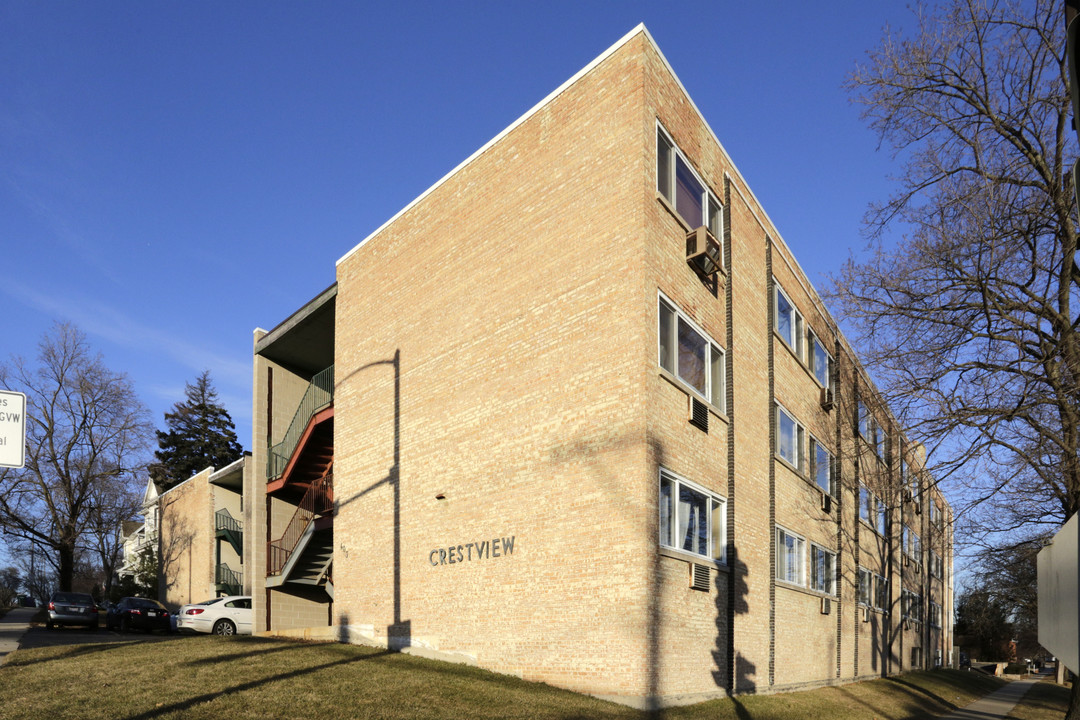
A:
267,365,334,479
215,562,242,596
215,508,242,534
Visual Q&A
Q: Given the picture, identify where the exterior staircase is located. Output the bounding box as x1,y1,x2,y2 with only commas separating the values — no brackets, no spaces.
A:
265,365,335,598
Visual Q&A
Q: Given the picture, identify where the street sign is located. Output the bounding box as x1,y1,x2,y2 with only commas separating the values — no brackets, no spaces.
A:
1038,512,1080,674
0,390,26,468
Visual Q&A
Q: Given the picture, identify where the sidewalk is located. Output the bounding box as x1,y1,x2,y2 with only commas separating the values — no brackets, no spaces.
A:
937,676,1042,720
0,607,37,666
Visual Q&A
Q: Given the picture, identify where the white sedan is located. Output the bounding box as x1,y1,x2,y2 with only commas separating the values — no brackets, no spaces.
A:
176,595,252,636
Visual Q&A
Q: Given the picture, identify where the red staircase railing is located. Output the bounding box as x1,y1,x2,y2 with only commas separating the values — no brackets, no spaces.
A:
267,473,333,576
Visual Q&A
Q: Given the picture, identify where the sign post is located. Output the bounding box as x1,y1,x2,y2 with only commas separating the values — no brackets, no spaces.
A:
0,390,26,469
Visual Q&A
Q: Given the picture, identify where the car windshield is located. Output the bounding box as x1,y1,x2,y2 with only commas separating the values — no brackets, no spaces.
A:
52,593,92,604
196,598,225,606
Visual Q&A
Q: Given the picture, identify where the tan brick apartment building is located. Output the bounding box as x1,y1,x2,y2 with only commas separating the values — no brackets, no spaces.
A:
157,457,251,608
248,25,954,707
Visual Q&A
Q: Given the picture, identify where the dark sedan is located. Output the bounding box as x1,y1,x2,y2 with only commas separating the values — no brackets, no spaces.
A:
46,591,100,630
107,597,172,634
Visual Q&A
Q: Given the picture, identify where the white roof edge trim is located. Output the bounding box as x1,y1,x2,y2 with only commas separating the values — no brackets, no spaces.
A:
209,456,246,482
336,22,649,267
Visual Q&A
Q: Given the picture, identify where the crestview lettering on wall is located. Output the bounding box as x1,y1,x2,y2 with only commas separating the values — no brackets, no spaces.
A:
429,536,515,566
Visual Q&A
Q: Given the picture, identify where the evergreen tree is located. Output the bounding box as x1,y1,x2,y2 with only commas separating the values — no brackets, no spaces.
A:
152,371,243,489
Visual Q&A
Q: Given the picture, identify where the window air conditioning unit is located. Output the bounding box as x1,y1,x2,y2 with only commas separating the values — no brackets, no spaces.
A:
821,492,832,514
914,501,922,515
690,563,710,591
686,226,722,278
903,555,910,567
820,596,832,615
863,607,872,623
819,386,834,411
903,489,913,503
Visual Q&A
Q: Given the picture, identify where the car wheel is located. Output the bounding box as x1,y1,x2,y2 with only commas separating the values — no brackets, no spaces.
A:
89,622,98,631
46,621,54,630
120,617,130,633
212,619,235,636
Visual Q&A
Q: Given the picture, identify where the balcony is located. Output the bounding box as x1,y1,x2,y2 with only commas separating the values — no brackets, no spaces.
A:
215,508,243,556
215,562,242,597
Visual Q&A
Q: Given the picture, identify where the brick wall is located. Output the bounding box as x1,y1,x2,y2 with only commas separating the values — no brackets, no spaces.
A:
159,468,213,609
252,26,955,705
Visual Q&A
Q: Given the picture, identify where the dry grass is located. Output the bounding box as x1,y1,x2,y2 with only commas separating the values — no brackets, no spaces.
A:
0,635,1057,720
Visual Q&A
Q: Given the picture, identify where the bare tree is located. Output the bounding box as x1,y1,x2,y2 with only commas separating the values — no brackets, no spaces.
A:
837,0,1080,709
0,323,152,592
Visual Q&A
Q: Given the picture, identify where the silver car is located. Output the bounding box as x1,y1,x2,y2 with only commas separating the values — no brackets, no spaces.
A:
46,591,100,630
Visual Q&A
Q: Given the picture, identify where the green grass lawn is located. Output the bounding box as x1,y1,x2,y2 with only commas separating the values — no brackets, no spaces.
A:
0,635,1063,720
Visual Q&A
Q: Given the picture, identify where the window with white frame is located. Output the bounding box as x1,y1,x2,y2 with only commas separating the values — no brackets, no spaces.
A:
776,404,805,471
858,567,888,610
659,469,725,562
858,400,884,458
930,499,942,529
810,437,834,495
875,573,889,610
657,126,723,246
930,551,943,579
903,526,921,562
860,485,887,535
658,295,725,411
810,544,836,595
902,589,924,625
902,458,919,499
930,601,942,628
776,527,805,585
808,331,832,389
857,567,871,606
773,283,805,357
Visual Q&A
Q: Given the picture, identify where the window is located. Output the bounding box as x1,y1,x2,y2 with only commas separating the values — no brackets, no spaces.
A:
776,405,805,471
902,589,924,625
808,331,832,388
875,573,890,610
857,568,871,606
776,527,805,585
903,526,921,561
930,552,943,579
902,459,919,499
659,469,725,562
658,295,725,410
930,601,942,628
930,499,943,529
860,485,887,535
810,544,836,595
858,400,884,458
858,567,888,610
657,126,723,245
773,283,804,357
810,437,833,495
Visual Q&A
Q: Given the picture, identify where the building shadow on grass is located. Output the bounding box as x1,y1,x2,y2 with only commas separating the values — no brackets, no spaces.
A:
119,648,394,720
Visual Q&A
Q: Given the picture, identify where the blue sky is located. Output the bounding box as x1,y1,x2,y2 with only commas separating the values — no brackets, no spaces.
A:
1,1,911,450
